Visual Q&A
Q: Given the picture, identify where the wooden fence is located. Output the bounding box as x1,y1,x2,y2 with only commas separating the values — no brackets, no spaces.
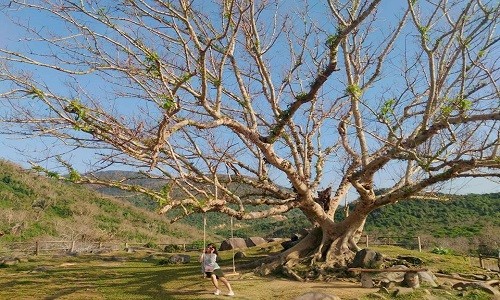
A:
478,254,500,272
358,235,423,252
0,240,203,256
0,236,445,256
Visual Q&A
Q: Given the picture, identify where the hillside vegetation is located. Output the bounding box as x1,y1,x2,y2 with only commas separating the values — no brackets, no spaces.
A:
0,160,212,244
1,162,498,255
363,193,500,254
88,171,499,254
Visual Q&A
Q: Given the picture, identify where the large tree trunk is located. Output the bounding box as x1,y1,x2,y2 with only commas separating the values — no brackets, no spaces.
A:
254,212,368,281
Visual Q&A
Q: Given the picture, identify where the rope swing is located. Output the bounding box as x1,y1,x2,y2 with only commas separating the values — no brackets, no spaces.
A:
203,164,238,276
202,212,239,276
203,212,207,250
229,216,238,276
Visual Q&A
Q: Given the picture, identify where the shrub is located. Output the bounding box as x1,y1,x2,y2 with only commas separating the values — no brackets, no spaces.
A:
188,240,205,250
144,241,157,249
164,244,183,253
49,205,73,218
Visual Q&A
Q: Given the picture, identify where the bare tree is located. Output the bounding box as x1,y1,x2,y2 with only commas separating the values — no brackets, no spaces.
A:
0,0,498,276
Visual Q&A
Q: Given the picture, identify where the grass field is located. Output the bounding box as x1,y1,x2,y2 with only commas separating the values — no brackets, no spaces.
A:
0,245,496,300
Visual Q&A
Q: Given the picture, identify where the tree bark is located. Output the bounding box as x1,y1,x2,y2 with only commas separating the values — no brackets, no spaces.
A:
253,212,369,280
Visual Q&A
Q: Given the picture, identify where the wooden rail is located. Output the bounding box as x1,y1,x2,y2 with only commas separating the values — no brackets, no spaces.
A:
357,235,422,252
0,240,203,255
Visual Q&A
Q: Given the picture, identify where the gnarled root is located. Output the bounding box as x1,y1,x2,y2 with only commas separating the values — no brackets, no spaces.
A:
249,225,365,281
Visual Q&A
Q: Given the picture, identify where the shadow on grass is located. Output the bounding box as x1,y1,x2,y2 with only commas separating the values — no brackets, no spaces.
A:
43,285,95,300
0,251,262,299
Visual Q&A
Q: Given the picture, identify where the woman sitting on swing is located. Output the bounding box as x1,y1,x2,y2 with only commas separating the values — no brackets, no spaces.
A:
200,243,235,296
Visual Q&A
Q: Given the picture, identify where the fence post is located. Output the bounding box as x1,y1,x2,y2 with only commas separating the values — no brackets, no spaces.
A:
479,255,484,268
497,250,500,271
35,241,39,256
417,236,422,252
98,242,102,249
365,234,369,248
70,240,75,252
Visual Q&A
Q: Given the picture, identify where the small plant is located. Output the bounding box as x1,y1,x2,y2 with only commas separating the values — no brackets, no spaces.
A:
346,84,362,98
163,244,183,253
144,241,157,249
431,246,451,255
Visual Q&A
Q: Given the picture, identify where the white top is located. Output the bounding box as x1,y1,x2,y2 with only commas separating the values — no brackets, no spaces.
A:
201,253,220,271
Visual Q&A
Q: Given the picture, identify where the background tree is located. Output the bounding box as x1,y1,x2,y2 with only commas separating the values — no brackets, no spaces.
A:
1,0,499,277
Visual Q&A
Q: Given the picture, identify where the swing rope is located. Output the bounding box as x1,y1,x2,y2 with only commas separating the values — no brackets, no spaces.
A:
203,168,238,275
202,212,238,275
203,213,207,250
231,216,236,274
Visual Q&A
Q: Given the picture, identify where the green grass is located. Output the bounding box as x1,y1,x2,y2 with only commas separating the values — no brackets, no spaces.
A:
370,245,486,274
1,252,203,299
0,245,497,300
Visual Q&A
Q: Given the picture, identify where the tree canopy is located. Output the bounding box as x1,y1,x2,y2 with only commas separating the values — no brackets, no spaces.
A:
1,0,499,271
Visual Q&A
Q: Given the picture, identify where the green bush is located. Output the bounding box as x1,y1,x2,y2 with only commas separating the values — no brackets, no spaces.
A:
163,244,183,253
188,240,205,250
21,222,56,240
0,175,34,197
476,243,499,256
49,205,73,218
144,241,157,249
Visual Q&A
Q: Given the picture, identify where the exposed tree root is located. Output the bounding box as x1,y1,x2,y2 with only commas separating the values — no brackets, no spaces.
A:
242,226,363,281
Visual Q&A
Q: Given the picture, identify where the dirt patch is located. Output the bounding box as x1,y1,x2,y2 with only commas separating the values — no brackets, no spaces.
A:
192,276,378,300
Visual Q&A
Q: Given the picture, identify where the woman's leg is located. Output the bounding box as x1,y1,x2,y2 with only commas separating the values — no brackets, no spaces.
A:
219,276,233,293
210,274,220,290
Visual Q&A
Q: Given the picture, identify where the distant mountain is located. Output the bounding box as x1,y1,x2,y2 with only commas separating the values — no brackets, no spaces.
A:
0,160,214,244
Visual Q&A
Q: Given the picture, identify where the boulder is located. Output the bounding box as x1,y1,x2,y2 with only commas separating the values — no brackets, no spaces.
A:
234,251,246,259
0,257,20,267
453,281,500,297
219,238,247,251
397,255,424,265
266,237,285,243
376,265,408,282
168,254,191,264
418,271,438,287
245,237,267,247
349,249,384,269
403,271,420,288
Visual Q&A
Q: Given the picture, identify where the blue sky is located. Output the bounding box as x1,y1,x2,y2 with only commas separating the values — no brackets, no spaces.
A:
0,2,498,196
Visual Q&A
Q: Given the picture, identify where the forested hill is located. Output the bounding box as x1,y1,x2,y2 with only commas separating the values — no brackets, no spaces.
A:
0,160,211,244
363,193,500,238
88,171,499,241
1,162,498,246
